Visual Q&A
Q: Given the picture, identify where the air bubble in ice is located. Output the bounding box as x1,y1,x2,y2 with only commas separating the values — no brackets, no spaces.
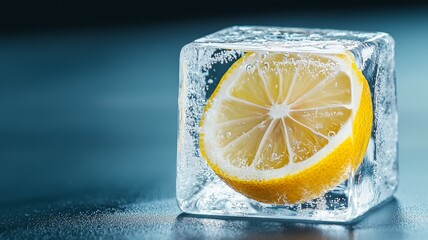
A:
246,64,256,74
263,62,270,70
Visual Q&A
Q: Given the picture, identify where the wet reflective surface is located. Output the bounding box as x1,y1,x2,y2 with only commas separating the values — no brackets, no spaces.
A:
1,192,425,239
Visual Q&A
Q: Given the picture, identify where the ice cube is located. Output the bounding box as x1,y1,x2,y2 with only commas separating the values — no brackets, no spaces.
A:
177,26,397,222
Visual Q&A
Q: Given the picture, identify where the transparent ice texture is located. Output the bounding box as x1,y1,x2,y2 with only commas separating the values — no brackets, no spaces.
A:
177,26,398,222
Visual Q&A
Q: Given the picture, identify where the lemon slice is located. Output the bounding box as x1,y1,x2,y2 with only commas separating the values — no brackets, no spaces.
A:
200,52,373,204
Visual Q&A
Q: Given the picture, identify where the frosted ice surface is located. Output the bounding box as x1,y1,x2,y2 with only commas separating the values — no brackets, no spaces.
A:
177,26,397,222
196,26,390,53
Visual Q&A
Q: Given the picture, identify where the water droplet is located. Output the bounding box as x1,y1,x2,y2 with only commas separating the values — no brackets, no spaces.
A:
226,132,232,137
207,79,214,84
328,131,336,137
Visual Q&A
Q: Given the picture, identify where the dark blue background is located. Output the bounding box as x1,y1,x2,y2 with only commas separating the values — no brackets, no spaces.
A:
1,5,428,239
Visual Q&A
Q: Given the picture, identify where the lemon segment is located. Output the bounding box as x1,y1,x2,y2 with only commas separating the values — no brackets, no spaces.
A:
200,52,372,204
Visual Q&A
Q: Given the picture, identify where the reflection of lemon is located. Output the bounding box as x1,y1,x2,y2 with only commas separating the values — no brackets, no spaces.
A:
200,52,372,204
